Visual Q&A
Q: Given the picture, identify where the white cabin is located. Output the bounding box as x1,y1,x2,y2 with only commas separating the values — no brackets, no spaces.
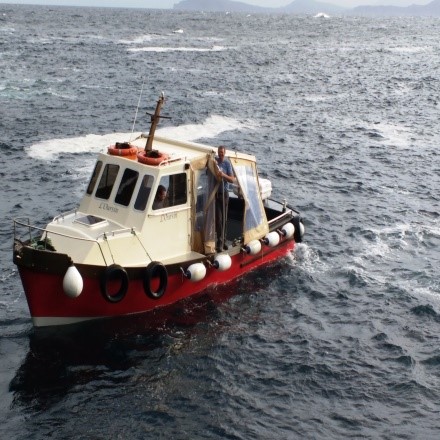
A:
44,135,271,268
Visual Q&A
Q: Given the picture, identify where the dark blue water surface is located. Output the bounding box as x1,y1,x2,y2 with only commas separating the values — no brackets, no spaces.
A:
1,4,440,439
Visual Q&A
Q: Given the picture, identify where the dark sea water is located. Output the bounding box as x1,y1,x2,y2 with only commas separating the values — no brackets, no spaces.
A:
1,4,440,439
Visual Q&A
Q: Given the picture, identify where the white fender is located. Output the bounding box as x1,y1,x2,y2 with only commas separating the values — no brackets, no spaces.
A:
214,254,232,271
244,239,262,255
281,222,295,239
185,263,206,282
263,231,280,247
299,222,305,238
63,265,83,298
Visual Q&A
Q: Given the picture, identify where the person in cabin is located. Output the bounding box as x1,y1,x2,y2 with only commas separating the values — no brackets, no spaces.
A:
215,145,235,252
153,185,168,209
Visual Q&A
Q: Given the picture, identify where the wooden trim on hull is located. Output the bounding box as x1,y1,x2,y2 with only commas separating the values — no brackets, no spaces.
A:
17,239,295,327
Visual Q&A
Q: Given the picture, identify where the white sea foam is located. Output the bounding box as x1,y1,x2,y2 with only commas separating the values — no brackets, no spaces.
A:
357,224,412,262
128,45,226,53
387,46,433,54
356,239,392,262
291,243,328,274
400,279,440,309
27,133,126,161
425,224,440,238
368,121,411,148
304,94,331,103
413,284,440,299
195,36,225,43
0,26,15,34
118,34,160,45
371,223,411,241
158,115,254,142
26,115,253,161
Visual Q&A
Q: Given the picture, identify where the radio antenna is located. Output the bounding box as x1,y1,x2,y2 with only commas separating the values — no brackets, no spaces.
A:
130,78,145,141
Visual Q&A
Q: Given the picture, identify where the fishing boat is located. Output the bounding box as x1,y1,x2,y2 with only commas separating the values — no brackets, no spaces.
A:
13,95,305,327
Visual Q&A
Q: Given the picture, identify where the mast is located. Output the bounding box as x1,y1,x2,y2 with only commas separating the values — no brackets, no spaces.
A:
145,93,165,153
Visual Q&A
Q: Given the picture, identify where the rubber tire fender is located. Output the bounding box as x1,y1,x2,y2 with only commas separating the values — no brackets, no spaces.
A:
143,261,168,300
100,264,129,303
292,215,304,243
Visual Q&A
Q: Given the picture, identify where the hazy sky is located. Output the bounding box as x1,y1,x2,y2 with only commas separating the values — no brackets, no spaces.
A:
0,0,432,9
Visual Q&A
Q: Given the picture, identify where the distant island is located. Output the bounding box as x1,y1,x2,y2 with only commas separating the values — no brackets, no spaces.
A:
173,0,440,16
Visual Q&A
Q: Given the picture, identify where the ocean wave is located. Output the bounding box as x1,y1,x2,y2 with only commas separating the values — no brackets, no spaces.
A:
128,45,226,53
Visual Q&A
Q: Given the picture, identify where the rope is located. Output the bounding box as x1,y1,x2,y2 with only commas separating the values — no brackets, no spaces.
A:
103,233,115,264
131,229,152,261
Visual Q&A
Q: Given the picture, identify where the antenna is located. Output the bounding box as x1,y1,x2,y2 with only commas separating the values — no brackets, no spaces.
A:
130,78,145,142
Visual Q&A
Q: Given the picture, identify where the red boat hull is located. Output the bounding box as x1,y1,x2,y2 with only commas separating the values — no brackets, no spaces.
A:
17,240,294,327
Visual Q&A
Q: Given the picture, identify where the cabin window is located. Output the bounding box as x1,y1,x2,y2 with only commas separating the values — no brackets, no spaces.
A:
134,174,154,211
95,164,120,200
153,173,187,210
115,168,139,207
86,161,103,195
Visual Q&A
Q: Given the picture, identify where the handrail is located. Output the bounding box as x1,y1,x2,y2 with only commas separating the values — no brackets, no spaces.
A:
96,228,136,240
13,217,108,265
14,218,100,243
267,210,293,226
52,208,78,222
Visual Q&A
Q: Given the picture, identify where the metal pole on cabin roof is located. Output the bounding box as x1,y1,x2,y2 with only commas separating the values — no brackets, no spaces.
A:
145,93,165,152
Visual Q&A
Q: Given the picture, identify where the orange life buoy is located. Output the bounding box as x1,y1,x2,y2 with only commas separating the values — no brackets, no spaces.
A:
137,150,169,166
107,142,138,160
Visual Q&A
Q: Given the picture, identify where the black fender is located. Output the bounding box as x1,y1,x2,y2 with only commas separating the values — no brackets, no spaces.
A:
143,261,168,300
100,264,129,303
292,215,304,243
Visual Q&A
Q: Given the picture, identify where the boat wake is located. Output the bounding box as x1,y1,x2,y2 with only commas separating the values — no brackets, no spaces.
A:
159,115,256,143
290,243,327,274
27,133,128,161
26,115,255,161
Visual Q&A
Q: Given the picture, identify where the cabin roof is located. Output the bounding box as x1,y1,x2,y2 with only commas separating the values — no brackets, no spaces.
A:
129,135,256,164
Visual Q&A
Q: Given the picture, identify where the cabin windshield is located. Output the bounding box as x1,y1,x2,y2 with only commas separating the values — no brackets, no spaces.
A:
85,160,156,213
95,164,120,200
193,166,216,252
86,161,103,195
233,163,263,230
189,154,269,254
134,174,154,211
115,168,139,207
231,158,269,243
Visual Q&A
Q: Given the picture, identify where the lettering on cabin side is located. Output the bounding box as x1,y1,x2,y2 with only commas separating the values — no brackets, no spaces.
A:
98,202,119,214
160,212,177,222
